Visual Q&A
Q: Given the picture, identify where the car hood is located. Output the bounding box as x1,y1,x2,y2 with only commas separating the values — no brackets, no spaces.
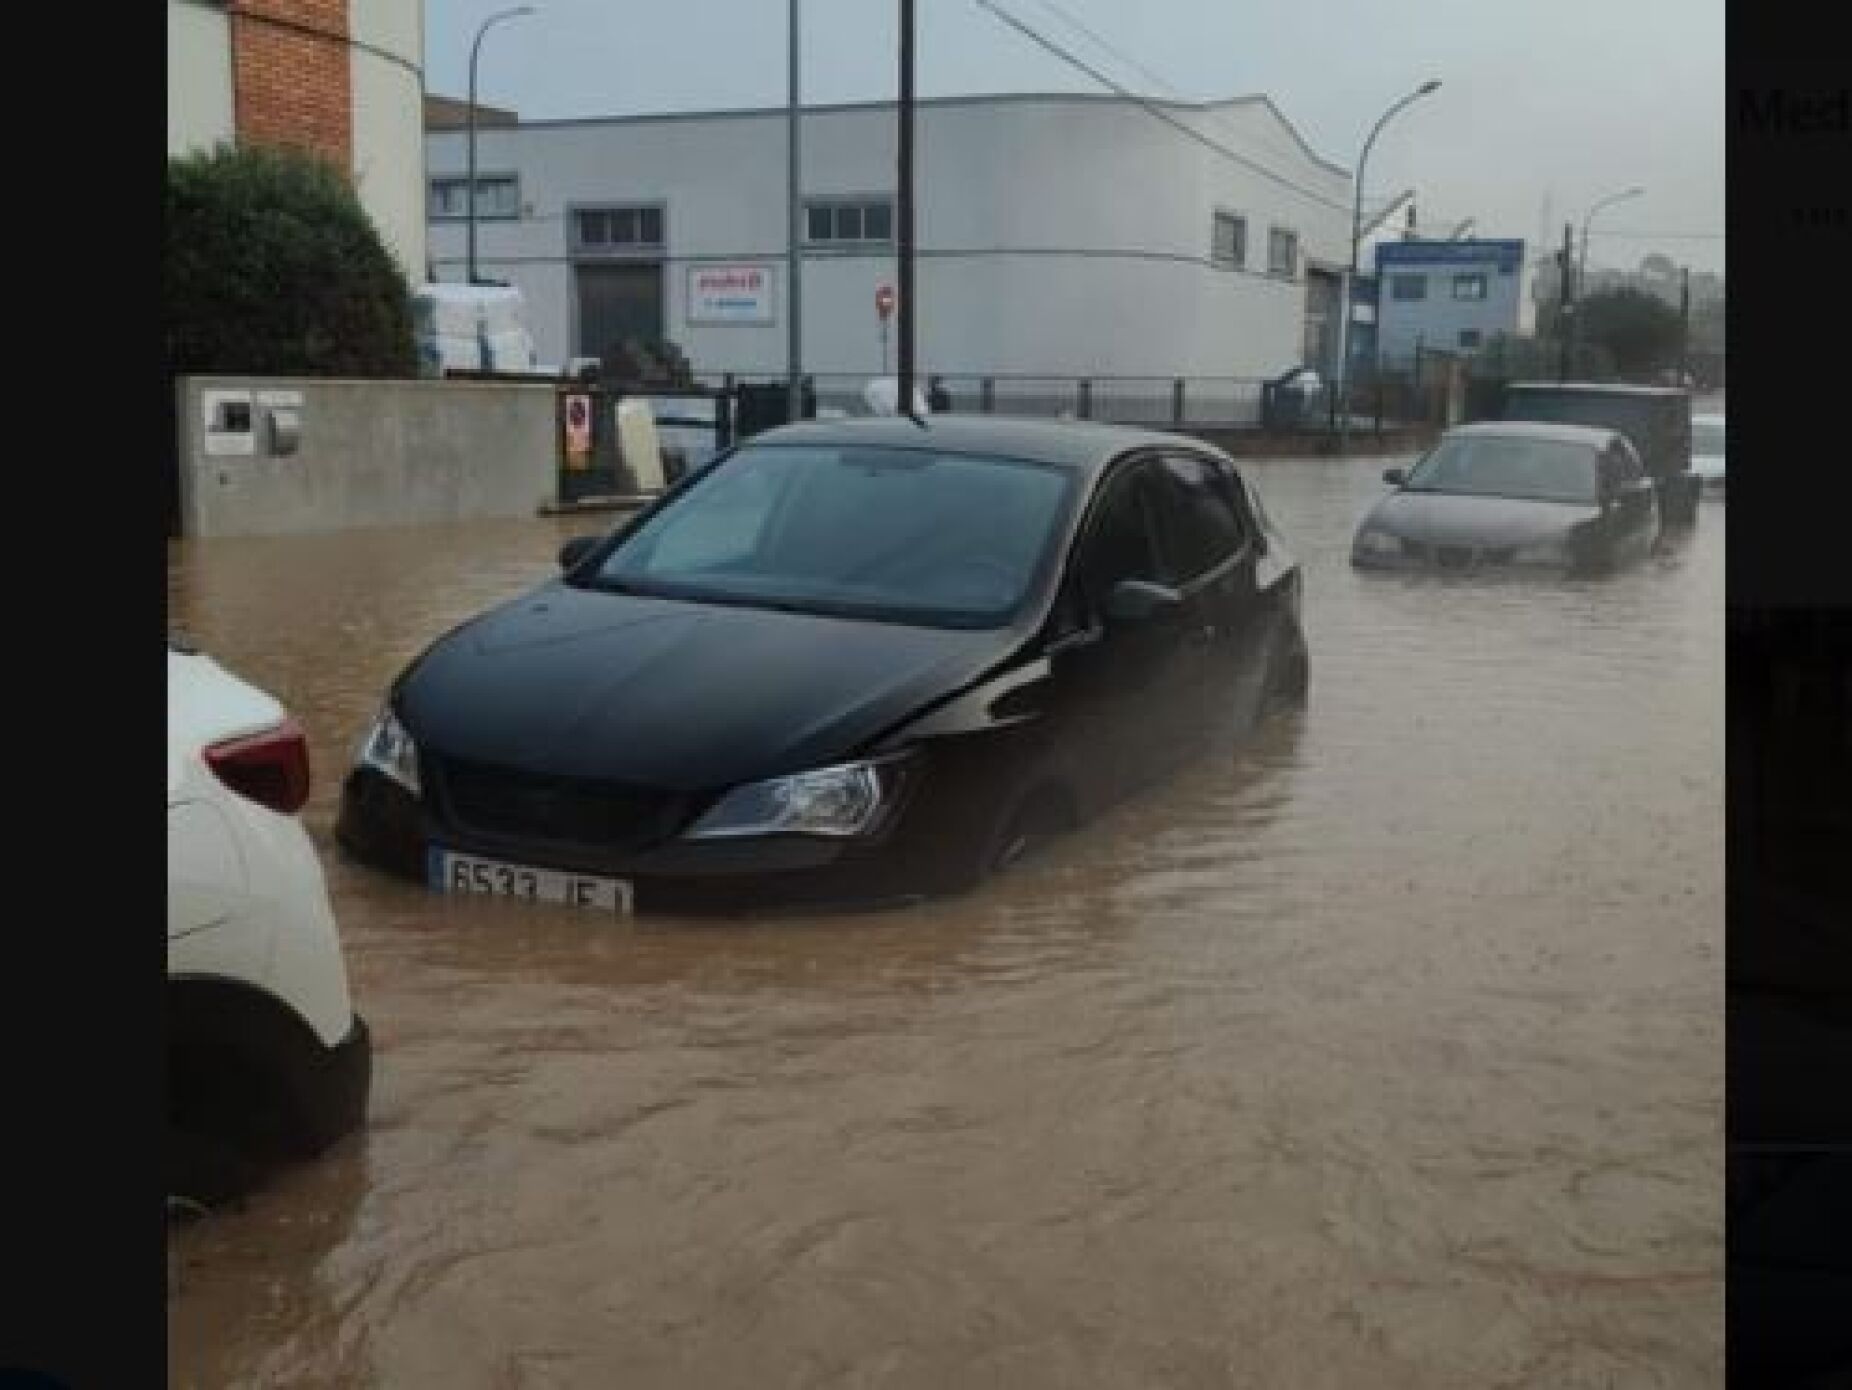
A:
1359,491,1596,548
395,582,1013,791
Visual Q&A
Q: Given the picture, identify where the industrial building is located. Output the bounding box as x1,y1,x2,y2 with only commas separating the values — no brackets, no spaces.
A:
423,92,1356,389
1372,238,1531,366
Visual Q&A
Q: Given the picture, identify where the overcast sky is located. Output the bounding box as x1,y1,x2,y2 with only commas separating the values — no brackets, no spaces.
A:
426,0,1726,274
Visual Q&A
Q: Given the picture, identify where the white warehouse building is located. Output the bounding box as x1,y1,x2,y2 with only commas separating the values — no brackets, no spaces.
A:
424,91,1355,394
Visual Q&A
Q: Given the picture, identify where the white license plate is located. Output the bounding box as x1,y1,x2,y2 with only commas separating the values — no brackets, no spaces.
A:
428,848,633,914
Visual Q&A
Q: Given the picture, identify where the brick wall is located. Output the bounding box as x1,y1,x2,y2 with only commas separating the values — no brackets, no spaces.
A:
230,0,352,171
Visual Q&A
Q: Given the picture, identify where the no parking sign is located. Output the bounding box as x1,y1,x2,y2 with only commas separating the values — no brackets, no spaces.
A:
564,393,592,468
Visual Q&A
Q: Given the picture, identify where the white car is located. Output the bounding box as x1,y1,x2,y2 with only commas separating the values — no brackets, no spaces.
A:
1693,413,1725,493
168,639,370,1203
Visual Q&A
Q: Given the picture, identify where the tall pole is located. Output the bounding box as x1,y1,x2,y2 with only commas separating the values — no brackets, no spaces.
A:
466,6,535,285
896,0,917,416
1558,223,1575,382
1678,265,1691,384
1336,79,1439,451
1573,185,1643,366
787,0,803,418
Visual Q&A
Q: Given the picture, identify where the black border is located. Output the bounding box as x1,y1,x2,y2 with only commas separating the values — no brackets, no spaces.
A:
4,4,163,1384
1724,15,1852,1388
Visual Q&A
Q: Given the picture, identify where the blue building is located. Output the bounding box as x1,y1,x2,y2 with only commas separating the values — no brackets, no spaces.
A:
1373,239,1528,367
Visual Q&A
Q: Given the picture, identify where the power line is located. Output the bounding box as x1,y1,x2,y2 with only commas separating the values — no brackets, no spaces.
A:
1018,0,1188,103
1588,228,1727,241
970,0,1353,217
1018,0,1333,192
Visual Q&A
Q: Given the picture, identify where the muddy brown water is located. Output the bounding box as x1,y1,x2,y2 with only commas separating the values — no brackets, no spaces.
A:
167,454,1723,1388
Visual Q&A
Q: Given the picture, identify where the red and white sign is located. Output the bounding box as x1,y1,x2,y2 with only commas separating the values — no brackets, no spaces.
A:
875,284,896,320
563,393,593,464
687,264,776,324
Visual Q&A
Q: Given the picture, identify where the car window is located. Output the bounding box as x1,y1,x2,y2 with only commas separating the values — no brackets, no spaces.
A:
1150,454,1250,582
589,443,1075,628
1075,462,1162,610
1404,435,1600,504
1692,418,1726,454
637,456,781,572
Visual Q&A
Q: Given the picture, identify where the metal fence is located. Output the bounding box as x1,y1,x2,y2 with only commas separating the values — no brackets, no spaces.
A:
688,371,1297,431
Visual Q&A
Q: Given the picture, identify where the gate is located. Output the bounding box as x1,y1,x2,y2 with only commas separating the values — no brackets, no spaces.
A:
556,381,733,504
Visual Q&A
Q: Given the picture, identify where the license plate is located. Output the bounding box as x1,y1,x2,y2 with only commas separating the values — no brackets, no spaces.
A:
428,847,633,914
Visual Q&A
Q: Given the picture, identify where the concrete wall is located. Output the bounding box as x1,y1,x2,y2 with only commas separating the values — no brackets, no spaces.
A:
350,0,427,278
177,376,557,537
424,93,1352,380
167,1,235,155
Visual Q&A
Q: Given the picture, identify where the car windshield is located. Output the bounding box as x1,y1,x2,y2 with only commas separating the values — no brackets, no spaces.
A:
583,442,1076,628
1692,418,1725,454
1403,435,1599,504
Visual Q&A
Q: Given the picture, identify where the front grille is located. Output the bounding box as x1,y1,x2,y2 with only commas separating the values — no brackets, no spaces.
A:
436,758,687,852
1435,545,1475,570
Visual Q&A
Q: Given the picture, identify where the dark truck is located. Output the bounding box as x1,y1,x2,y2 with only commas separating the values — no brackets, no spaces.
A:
1500,383,1702,528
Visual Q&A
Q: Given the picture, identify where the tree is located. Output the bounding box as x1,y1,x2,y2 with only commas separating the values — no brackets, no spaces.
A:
165,146,415,378
1575,287,1682,381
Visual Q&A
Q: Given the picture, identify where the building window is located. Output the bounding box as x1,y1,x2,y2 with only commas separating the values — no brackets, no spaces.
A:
1459,329,1482,349
1267,228,1298,278
804,197,894,246
1452,273,1488,301
571,204,666,254
429,174,520,221
1390,273,1428,301
1211,211,1247,268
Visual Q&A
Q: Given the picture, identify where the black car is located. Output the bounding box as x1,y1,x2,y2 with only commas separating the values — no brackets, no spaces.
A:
338,416,1308,913
1351,421,1658,574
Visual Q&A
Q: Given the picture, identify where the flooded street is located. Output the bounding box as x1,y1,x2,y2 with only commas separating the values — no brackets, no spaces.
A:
167,452,1723,1388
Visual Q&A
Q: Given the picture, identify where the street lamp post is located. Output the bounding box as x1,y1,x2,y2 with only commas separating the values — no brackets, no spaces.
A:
467,5,536,285
1571,185,1644,370
1335,79,1440,452
787,0,803,418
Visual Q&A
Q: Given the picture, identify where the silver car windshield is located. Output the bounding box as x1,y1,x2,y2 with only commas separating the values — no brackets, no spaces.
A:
1404,436,1600,505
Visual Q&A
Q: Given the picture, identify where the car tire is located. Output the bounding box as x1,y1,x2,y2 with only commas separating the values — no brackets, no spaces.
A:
1265,628,1311,706
980,785,1075,879
169,1122,266,1211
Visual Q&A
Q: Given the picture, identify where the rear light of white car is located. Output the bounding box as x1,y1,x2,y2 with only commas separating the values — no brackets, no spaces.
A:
206,719,312,815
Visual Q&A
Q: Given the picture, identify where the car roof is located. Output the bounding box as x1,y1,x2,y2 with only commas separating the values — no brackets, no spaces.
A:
745,413,1213,476
1445,419,1621,449
1505,381,1689,399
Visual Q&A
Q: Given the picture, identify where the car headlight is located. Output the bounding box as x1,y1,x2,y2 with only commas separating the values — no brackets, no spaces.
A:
1354,529,1402,558
684,758,909,840
1510,538,1568,565
357,704,421,796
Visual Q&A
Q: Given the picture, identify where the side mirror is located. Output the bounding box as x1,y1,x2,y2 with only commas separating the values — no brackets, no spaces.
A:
1105,579,1184,627
1382,467,1408,487
558,535,601,571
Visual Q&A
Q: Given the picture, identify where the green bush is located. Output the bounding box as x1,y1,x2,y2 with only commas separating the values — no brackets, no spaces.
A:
165,145,415,378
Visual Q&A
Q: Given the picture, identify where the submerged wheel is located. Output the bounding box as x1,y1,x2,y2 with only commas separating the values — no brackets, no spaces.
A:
980,786,1076,880
1266,629,1311,706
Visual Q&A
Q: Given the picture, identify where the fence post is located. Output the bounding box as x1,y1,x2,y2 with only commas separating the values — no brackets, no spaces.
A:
1172,378,1186,426
716,385,734,449
980,376,995,414
1077,379,1092,420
